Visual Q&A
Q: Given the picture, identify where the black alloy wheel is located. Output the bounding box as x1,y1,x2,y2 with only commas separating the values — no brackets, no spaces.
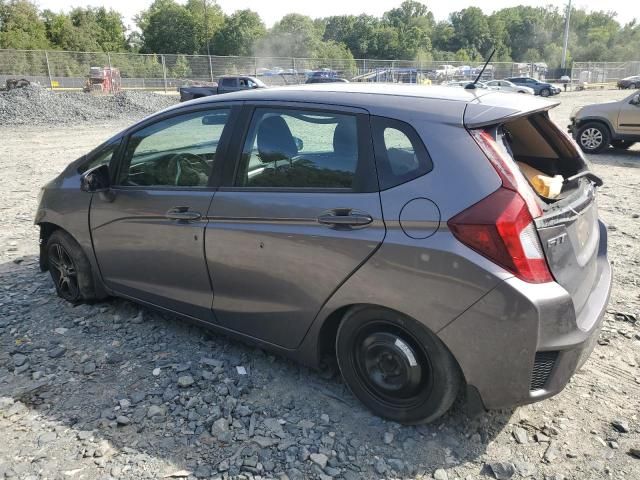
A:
48,242,80,302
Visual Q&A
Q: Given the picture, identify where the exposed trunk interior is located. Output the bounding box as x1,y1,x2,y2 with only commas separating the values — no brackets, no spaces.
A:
498,112,589,203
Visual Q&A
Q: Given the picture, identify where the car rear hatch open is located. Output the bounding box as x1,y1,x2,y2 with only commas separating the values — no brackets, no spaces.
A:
463,99,603,321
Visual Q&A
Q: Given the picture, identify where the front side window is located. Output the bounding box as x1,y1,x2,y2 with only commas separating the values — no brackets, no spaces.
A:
235,108,359,189
78,140,121,173
220,78,236,87
371,117,432,190
118,109,230,187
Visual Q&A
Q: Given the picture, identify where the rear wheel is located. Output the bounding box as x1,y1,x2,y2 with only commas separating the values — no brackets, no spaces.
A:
577,122,610,153
539,88,551,97
611,140,635,150
336,306,461,424
47,230,95,303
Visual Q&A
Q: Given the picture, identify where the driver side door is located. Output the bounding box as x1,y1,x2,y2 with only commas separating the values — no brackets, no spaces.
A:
90,105,236,320
617,93,640,136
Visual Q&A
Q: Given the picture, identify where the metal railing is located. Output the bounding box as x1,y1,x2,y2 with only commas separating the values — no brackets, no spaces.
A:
3,48,632,91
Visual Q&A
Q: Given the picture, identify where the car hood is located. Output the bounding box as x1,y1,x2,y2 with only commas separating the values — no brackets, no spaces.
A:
575,100,620,118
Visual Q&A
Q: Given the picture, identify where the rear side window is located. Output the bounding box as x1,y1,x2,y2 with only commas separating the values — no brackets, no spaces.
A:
371,117,432,190
220,78,236,87
235,108,359,189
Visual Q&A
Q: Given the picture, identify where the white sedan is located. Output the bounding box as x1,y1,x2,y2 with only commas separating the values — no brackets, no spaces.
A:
484,80,535,94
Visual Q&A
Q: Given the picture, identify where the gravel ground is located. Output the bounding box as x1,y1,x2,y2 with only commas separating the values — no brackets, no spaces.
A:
0,86,177,126
1,89,639,480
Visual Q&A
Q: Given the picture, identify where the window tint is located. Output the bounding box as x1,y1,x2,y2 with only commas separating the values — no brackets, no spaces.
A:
78,140,120,173
371,116,432,190
235,108,359,189
118,109,230,187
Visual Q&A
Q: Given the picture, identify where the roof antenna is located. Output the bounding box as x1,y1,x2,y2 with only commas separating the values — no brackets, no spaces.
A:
465,48,496,90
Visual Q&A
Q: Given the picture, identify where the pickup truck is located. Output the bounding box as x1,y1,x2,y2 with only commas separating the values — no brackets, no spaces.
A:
179,76,266,102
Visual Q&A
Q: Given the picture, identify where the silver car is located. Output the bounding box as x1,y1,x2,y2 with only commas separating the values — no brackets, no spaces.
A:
35,84,611,424
484,79,535,94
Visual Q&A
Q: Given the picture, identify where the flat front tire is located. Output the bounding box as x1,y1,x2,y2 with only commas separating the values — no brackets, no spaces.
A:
47,230,95,303
336,306,461,424
577,122,610,154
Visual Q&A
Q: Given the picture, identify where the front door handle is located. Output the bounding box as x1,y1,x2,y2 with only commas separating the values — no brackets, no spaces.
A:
166,206,202,221
317,208,373,228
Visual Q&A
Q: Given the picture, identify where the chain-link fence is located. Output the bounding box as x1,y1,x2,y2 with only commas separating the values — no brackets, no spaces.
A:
571,61,640,87
0,48,594,92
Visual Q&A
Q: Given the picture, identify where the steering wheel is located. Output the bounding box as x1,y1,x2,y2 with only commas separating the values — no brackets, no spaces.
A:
168,152,210,186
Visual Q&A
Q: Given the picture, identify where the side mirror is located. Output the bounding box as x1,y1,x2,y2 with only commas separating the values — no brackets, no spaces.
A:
81,164,110,192
631,94,640,106
294,136,304,151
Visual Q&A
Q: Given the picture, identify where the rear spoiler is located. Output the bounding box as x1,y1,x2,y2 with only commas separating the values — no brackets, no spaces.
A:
464,97,559,129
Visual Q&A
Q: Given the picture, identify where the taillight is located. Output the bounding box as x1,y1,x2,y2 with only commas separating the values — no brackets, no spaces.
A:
469,129,542,218
448,129,553,283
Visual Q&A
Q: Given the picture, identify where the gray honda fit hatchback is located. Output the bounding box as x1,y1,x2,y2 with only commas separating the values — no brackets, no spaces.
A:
35,84,611,424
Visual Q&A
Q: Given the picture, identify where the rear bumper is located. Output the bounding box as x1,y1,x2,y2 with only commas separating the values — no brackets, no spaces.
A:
439,221,611,409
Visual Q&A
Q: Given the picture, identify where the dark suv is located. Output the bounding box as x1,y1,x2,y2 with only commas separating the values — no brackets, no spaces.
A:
506,77,561,97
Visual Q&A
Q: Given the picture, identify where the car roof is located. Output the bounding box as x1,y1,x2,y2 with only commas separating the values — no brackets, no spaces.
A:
192,83,492,105
145,83,558,132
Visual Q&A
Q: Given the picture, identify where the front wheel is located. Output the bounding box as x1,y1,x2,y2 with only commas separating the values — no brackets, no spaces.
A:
539,88,551,97
576,122,610,154
629,83,637,89
336,306,461,424
47,230,96,303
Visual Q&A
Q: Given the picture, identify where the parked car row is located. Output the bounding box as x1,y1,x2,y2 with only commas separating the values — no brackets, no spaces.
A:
444,77,559,96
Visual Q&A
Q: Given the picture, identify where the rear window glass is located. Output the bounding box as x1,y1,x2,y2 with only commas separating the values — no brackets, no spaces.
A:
371,116,432,190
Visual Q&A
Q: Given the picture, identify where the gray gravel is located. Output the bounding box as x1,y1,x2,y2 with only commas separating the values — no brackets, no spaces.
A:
1,90,639,479
0,85,177,126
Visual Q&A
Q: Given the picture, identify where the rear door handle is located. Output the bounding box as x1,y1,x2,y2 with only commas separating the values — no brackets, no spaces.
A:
317,208,373,227
166,206,202,221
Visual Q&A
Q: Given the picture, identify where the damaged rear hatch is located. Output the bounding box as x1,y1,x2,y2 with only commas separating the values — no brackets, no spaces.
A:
464,93,605,323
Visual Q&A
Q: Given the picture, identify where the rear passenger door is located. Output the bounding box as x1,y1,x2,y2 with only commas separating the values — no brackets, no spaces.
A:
206,104,384,348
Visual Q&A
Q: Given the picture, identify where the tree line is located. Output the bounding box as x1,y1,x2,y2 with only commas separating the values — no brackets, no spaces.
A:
1,0,639,66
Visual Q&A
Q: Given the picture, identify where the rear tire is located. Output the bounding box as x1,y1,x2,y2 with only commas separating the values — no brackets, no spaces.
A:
611,140,635,150
336,306,461,424
576,122,610,154
47,230,95,303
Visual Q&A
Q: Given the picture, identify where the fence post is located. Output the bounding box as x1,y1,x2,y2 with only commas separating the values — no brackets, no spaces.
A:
254,57,257,76
161,55,168,94
107,52,112,70
208,55,214,83
44,51,53,90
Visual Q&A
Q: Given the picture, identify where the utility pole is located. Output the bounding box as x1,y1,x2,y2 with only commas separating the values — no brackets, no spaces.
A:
561,0,572,69
204,0,211,57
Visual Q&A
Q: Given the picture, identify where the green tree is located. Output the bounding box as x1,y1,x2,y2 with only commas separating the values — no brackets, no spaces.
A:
0,0,49,49
260,13,321,58
212,9,266,56
137,0,198,54
185,0,224,54
450,7,491,58
170,54,192,78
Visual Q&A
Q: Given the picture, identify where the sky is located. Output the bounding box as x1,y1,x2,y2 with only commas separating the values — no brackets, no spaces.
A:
36,0,639,31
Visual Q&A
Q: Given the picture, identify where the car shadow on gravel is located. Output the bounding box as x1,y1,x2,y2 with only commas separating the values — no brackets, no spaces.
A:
1,255,512,478
587,149,640,168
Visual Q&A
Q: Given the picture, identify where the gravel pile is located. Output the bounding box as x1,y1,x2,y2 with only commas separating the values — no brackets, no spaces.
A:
0,85,177,126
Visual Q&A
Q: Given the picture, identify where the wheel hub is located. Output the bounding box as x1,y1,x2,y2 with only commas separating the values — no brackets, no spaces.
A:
580,128,603,149
358,331,425,399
